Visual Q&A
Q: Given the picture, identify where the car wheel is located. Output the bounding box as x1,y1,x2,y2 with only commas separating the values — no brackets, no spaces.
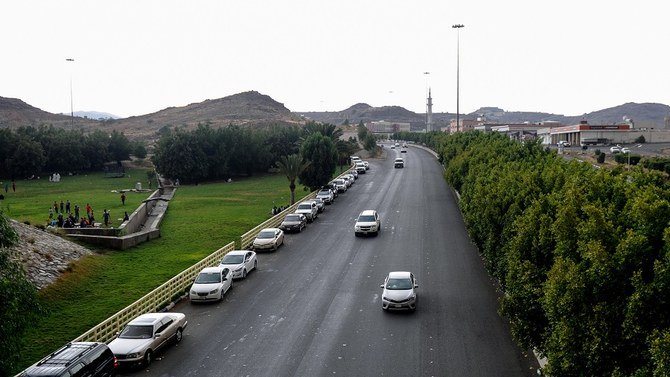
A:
229,279,234,289
254,260,258,270
273,243,278,252
175,328,183,343
220,289,225,301
242,269,247,279
144,350,153,367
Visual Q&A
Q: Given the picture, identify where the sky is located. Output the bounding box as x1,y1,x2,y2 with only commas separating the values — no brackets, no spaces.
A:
1,0,669,118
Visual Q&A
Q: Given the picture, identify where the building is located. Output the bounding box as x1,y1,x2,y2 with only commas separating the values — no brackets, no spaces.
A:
366,121,411,134
538,120,670,145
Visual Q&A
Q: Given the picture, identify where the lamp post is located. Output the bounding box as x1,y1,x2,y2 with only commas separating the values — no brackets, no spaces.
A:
66,58,75,125
452,24,464,132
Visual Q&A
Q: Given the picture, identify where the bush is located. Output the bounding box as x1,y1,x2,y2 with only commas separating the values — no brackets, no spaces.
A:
634,135,646,143
594,149,601,156
597,153,606,163
614,154,641,165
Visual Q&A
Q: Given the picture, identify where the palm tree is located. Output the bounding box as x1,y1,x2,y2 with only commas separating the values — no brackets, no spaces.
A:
276,154,310,205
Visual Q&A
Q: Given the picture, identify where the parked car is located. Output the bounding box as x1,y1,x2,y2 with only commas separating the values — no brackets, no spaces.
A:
380,271,418,311
20,342,118,377
316,188,335,204
350,155,361,164
394,158,404,168
108,312,188,367
189,266,233,302
354,209,381,236
363,161,370,170
621,147,631,154
307,198,325,213
220,250,257,279
295,201,318,222
355,162,366,173
325,183,339,198
280,213,307,233
610,145,622,153
253,227,284,251
557,140,571,147
332,179,347,193
348,169,359,179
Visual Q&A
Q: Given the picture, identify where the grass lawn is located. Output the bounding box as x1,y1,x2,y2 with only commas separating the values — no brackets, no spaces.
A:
9,171,304,373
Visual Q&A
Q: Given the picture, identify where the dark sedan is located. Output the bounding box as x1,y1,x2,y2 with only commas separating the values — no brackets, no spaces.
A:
279,213,307,233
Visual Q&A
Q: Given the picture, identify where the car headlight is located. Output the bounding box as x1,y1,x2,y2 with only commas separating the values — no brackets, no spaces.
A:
190,290,196,294
209,288,219,294
234,267,243,272
127,352,141,359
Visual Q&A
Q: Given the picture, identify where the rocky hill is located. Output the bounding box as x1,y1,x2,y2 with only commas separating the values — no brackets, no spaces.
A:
0,97,99,130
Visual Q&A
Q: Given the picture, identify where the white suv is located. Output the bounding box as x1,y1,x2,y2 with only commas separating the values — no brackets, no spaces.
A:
354,209,381,236
394,158,404,168
295,201,318,222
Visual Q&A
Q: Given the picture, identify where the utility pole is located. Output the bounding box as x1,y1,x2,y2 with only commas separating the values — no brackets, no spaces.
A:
66,58,75,126
452,24,464,132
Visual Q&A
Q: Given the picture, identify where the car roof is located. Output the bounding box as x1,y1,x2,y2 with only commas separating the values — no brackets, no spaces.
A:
128,313,167,326
395,157,404,161
359,210,377,216
388,271,412,279
259,227,280,232
199,266,225,274
226,250,249,256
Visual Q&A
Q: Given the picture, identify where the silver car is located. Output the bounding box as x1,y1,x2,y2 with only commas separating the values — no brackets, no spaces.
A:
380,271,418,311
109,312,188,367
253,227,284,251
220,250,257,279
189,266,233,302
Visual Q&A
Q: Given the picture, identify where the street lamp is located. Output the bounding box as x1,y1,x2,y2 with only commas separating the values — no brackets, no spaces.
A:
66,58,75,125
452,24,464,132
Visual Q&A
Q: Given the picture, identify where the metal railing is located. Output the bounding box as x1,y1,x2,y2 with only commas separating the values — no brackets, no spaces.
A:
72,241,235,344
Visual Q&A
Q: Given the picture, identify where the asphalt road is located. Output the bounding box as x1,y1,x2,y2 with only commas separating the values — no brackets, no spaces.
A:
120,146,539,377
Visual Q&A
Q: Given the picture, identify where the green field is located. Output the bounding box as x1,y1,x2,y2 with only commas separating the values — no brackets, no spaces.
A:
6,169,320,373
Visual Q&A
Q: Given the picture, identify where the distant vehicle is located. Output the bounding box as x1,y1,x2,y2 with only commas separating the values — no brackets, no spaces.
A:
20,342,117,377
394,142,400,147
354,209,381,237
332,179,347,193
557,140,571,147
220,250,257,279
581,138,610,146
355,162,366,173
280,213,307,233
610,145,622,154
394,158,404,168
109,312,188,367
380,271,418,311
401,148,407,153
348,169,359,179
621,147,631,154
363,161,370,170
253,227,284,251
307,198,325,213
189,266,233,302
391,145,396,149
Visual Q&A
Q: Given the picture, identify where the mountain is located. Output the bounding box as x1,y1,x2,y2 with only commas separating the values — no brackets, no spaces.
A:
298,103,447,130
0,97,98,130
73,111,120,120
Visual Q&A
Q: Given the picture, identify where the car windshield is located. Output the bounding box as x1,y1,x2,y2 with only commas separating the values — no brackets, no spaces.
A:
318,190,330,195
221,254,244,264
257,231,275,239
358,215,376,222
285,215,301,221
385,278,413,290
298,204,311,210
195,272,221,284
119,325,153,339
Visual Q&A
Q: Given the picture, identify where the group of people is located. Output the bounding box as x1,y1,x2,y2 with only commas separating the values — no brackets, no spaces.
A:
271,205,288,215
48,200,130,228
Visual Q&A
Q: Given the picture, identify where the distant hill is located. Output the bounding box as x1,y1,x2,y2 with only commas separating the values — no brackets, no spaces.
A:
73,111,120,120
2,91,668,141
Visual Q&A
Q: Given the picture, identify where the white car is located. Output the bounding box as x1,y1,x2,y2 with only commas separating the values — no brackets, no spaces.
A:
332,179,347,193
220,250,257,279
189,266,233,302
295,201,318,222
355,162,366,174
307,198,325,213
380,271,418,311
316,188,335,204
394,158,404,168
610,145,622,153
354,209,381,236
621,147,631,154
253,227,284,251
363,161,369,170
109,312,188,367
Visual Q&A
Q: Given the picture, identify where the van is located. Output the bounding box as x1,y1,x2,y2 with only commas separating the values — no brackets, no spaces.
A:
20,342,117,377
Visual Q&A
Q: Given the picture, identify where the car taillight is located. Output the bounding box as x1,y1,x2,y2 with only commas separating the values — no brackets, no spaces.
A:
114,356,119,368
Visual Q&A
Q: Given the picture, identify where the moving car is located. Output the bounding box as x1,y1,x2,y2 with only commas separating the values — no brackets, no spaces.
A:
295,201,318,222
109,312,188,367
354,209,381,236
557,140,571,147
394,158,404,168
610,145,622,153
401,148,407,153
280,213,307,233
253,227,284,251
220,250,257,279
20,342,118,377
316,188,335,204
380,271,418,311
189,266,233,302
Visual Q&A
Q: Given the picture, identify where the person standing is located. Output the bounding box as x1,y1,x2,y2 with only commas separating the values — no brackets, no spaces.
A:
65,200,71,214
74,204,80,220
11,180,15,192
86,203,92,218
121,192,126,205
103,209,110,227
3,182,7,193
59,200,64,213
53,201,59,213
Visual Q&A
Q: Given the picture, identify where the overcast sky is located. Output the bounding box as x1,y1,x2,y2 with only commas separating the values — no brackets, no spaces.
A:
2,0,668,118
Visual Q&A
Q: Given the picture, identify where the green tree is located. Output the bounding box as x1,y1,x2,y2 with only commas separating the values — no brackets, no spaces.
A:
276,154,310,204
299,133,337,191
133,142,147,159
108,130,132,163
0,211,41,376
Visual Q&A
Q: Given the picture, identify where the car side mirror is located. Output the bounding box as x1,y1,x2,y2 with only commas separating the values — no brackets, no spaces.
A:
414,284,419,289
380,284,385,288
154,333,162,338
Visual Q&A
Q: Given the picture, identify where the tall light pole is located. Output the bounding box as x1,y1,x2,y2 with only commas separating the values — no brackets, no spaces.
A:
424,71,431,131
66,58,75,125
452,24,464,132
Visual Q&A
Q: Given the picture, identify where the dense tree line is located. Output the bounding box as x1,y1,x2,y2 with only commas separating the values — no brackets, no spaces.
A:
0,126,133,178
420,131,670,376
152,122,359,189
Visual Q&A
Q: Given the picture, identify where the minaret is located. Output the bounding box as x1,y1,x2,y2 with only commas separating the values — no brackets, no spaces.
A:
426,87,433,132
